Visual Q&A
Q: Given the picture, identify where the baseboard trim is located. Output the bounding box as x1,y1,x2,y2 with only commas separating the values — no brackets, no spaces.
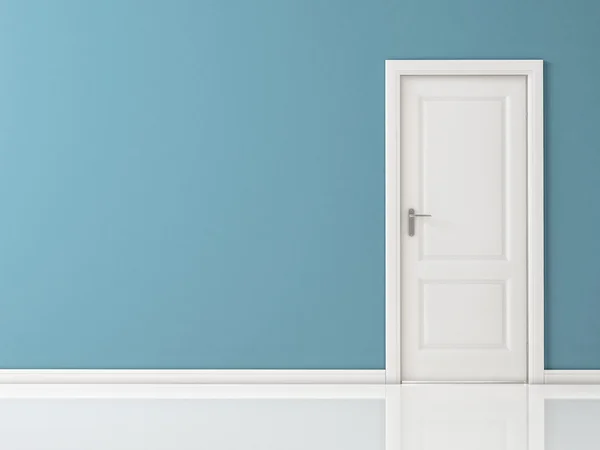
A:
0,370,385,385
544,370,600,385
10,370,600,385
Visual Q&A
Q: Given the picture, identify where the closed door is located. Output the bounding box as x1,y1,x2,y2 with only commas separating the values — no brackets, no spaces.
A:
401,75,527,382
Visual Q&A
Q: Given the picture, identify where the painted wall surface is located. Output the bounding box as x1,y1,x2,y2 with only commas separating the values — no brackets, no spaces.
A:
0,0,597,369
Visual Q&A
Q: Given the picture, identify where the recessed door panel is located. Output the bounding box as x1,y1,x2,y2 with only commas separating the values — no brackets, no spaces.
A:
421,281,506,349
420,97,506,260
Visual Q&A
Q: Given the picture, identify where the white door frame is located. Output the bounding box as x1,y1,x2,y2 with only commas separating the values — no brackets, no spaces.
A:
385,60,544,384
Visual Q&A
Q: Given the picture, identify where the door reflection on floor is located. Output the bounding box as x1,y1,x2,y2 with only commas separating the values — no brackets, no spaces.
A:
400,386,527,450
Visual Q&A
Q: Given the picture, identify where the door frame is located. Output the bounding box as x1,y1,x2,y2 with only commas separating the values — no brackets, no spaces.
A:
385,60,544,384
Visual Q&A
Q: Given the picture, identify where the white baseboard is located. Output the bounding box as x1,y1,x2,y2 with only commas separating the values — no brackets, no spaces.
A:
544,370,600,384
7,370,600,386
0,370,385,385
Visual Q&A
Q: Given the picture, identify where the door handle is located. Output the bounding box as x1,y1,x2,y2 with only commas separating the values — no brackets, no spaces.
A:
408,208,432,237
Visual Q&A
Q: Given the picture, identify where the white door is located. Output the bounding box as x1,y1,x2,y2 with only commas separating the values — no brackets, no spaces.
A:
400,75,527,382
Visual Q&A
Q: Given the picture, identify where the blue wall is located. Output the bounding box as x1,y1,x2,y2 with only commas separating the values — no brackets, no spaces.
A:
0,0,597,369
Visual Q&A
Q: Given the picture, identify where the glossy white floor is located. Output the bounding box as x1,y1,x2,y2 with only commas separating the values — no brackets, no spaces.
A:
0,384,597,449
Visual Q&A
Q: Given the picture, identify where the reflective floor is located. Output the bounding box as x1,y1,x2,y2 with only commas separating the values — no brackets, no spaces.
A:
0,384,597,449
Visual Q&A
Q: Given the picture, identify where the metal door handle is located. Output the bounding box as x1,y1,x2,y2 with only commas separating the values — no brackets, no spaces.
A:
408,208,432,237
